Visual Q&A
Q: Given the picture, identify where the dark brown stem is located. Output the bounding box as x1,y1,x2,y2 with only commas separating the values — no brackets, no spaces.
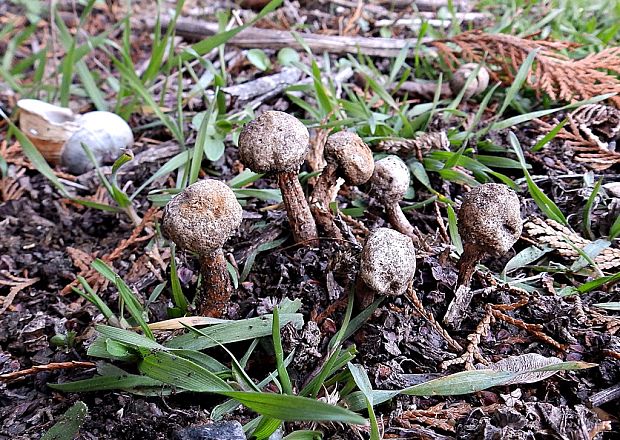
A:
443,242,482,328
197,250,231,317
310,163,342,239
354,276,375,311
277,171,319,244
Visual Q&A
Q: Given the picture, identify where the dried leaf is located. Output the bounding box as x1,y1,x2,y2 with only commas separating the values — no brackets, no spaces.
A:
478,353,562,385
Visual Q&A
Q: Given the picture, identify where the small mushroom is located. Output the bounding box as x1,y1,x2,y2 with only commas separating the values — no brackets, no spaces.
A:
238,111,318,244
449,63,490,99
309,131,374,238
444,183,522,327
162,179,243,317
370,155,415,238
355,228,416,309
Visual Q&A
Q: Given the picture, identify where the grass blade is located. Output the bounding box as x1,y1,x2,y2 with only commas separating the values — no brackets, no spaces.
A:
509,132,567,225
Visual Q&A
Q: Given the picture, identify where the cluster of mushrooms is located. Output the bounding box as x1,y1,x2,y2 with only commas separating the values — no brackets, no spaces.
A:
162,110,523,325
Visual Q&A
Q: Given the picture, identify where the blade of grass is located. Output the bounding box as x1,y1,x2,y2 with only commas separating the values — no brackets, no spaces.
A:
509,132,568,225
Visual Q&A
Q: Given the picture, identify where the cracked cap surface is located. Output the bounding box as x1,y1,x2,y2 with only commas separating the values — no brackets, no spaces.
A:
324,131,374,185
458,183,522,256
162,179,242,255
360,228,416,296
238,111,310,173
371,155,410,203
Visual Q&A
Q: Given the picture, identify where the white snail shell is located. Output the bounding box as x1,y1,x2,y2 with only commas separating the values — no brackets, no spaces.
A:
17,99,133,175
449,63,490,99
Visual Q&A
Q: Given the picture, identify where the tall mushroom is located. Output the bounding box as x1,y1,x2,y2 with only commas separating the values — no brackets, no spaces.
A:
162,179,243,317
443,183,522,328
238,111,318,244
355,228,416,309
310,131,374,238
370,155,415,238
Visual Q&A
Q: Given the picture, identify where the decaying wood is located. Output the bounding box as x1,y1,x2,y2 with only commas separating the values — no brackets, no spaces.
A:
146,17,432,57
222,67,302,100
588,383,620,407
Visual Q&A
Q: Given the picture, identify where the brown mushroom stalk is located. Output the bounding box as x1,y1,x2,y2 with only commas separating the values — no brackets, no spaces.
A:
239,111,318,244
355,228,416,309
162,179,243,317
309,131,374,238
443,183,522,328
370,155,416,238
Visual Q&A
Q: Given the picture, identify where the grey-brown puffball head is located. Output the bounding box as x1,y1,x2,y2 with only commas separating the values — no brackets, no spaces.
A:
360,228,416,296
325,131,374,185
238,111,310,173
371,155,410,202
458,183,522,256
450,63,490,99
162,179,243,255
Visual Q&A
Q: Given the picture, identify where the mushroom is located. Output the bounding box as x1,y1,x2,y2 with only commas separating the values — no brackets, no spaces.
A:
355,228,416,309
162,179,243,317
370,155,415,238
449,63,490,99
309,131,374,238
443,183,522,327
238,111,318,243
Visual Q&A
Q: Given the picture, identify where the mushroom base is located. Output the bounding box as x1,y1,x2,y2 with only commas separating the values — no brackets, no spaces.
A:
277,171,319,244
443,242,482,328
197,250,232,318
354,276,376,311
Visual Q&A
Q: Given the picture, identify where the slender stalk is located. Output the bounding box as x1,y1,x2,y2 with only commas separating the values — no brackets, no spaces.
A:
277,171,318,244
197,249,231,317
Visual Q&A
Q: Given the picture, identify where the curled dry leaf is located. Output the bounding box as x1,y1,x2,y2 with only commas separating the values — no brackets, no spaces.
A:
477,353,562,385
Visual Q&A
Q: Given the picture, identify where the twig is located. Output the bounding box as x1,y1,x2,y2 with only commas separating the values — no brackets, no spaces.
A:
442,305,493,370
147,17,432,57
489,307,567,351
406,287,462,352
0,361,96,382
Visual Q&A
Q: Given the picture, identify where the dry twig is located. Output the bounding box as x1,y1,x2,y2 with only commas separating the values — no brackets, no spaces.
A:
0,361,96,382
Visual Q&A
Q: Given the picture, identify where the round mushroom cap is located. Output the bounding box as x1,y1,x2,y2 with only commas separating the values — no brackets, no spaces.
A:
324,131,374,185
238,111,310,173
449,63,490,99
371,155,410,203
458,183,522,256
360,228,416,296
162,179,243,255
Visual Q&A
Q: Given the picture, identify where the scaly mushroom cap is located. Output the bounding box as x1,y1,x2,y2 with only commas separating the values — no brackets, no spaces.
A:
162,179,243,255
324,131,374,185
371,155,410,203
449,63,490,99
458,183,522,256
238,111,310,173
360,228,416,296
